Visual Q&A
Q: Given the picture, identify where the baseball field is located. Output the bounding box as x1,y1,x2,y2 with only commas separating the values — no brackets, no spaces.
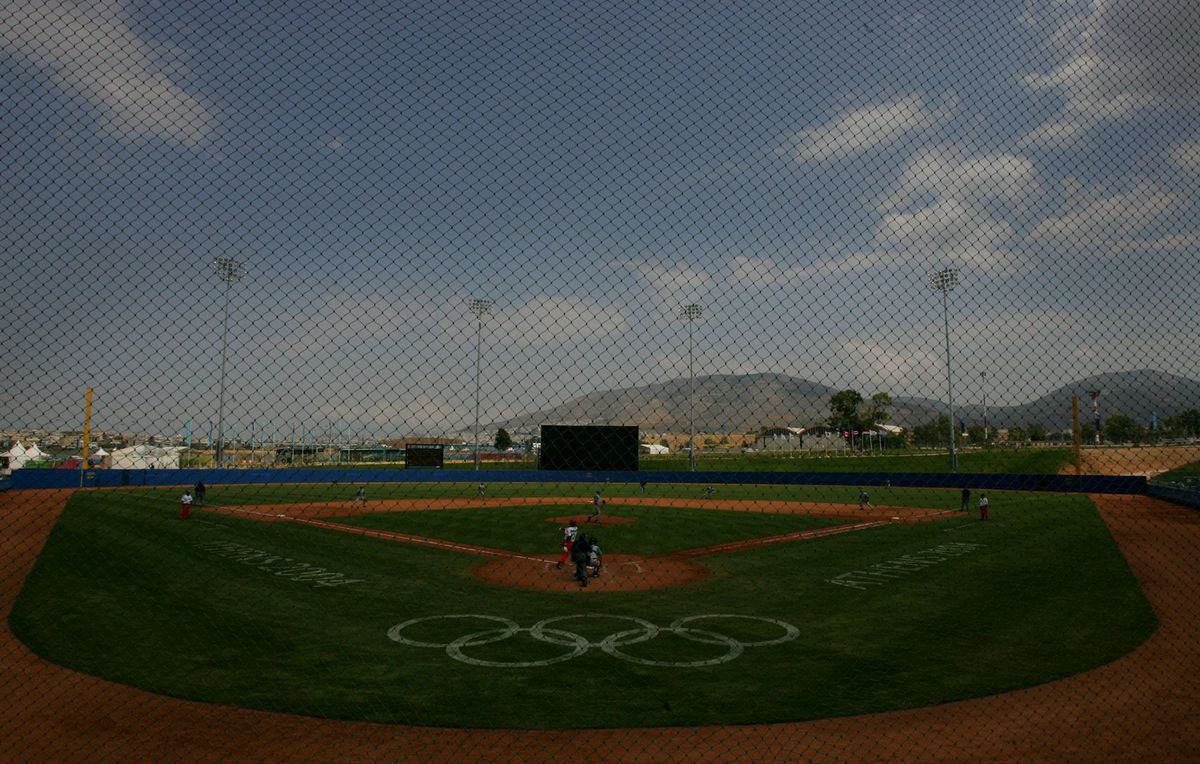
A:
8,481,1158,731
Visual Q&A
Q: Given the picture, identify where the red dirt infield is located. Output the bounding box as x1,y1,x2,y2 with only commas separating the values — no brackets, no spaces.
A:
1,490,1197,761
544,513,637,524
475,553,709,592
208,498,949,592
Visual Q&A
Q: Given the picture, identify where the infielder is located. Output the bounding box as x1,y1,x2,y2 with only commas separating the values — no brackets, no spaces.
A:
589,492,604,524
180,490,193,520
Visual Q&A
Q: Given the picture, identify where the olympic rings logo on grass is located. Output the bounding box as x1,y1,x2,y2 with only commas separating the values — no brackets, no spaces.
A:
386,614,799,668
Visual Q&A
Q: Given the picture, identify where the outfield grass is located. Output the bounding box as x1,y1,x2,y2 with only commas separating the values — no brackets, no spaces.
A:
639,447,1072,474
10,486,1154,729
281,447,1073,474
1151,458,1200,485
113,480,1006,512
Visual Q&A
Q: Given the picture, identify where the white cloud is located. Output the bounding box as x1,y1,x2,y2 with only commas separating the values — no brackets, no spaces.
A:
790,93,958,161
727,255,783,287
1019,0,1200,147
871,149,1040,273
1,0,214,145
491,297,627,346
1170,140,1200,172
1029,182,1182,249
880,150,1039,211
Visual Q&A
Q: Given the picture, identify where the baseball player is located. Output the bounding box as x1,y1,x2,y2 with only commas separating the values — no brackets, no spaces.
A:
571,533,592,587
588,538,603,578
589,492,604,524
354,486,366,505
979,493,990,521
858,488,871,510
180,490,193,520
556,520,578,569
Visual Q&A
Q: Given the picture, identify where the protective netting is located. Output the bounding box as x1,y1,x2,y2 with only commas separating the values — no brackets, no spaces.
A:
2,1,1198,761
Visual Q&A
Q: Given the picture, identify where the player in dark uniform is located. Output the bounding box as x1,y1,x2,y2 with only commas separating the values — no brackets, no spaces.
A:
571,533,592,587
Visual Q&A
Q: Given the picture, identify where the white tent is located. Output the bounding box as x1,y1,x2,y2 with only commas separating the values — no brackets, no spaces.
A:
639,443,669,454
5,441,48,471
109,445,183,470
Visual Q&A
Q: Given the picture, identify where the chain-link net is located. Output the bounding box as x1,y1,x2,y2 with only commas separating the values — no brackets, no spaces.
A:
2,1,1198,761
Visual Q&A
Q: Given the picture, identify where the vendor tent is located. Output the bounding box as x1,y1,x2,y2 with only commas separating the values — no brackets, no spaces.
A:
109,445,183,470
5,441,48,470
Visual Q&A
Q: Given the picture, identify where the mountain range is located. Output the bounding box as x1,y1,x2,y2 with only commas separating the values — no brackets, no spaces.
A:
491,370,1200,434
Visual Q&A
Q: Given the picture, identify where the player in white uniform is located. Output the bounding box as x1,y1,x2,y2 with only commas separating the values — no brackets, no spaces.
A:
589,491,604,523
556,520,578,569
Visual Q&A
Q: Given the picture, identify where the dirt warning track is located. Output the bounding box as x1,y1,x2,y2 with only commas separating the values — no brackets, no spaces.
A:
1,490,1197,761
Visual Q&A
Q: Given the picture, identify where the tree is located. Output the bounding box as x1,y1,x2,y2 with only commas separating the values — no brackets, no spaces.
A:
1080,422,1097,444
1165,409,1200,436
913,415,950,446
829,390,865,433
659,438,670,448
493,428,513,451
1026,423,1047,442
1007,425,1026,443
1104,414,1144,444
866,392,893,425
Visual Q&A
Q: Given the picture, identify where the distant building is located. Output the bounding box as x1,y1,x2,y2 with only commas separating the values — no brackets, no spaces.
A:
756,427,806,451
755,426,853,451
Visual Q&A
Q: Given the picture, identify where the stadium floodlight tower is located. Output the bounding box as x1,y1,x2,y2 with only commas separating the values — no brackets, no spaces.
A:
929,267,960,473
211,256,247,468
681,303,703,471
470,298,493,471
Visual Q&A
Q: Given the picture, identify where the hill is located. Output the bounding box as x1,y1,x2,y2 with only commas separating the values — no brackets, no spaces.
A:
493,370,1200,435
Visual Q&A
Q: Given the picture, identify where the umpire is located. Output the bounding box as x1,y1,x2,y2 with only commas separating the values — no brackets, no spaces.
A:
571,533,593,588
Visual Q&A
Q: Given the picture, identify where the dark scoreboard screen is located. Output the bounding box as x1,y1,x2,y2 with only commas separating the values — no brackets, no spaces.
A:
405,444,445,468
539,425,639,471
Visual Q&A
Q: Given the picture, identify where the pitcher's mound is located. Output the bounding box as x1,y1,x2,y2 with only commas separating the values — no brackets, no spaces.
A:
476,554,707,592
544,514,637,525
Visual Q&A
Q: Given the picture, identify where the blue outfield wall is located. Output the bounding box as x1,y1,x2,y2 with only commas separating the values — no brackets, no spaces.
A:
9,467,1146,494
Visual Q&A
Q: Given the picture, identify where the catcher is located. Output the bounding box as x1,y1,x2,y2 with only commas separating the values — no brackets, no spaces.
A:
587,537,603,578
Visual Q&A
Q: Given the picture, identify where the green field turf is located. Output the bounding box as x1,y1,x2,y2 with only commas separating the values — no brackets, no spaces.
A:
10,485,1155,729
104,480,1009,512
1151,458,1200,485
309,447,1074,475
333,503,849,555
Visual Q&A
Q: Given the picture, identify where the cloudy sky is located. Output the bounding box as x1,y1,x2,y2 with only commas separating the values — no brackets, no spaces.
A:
2,0,1198,438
